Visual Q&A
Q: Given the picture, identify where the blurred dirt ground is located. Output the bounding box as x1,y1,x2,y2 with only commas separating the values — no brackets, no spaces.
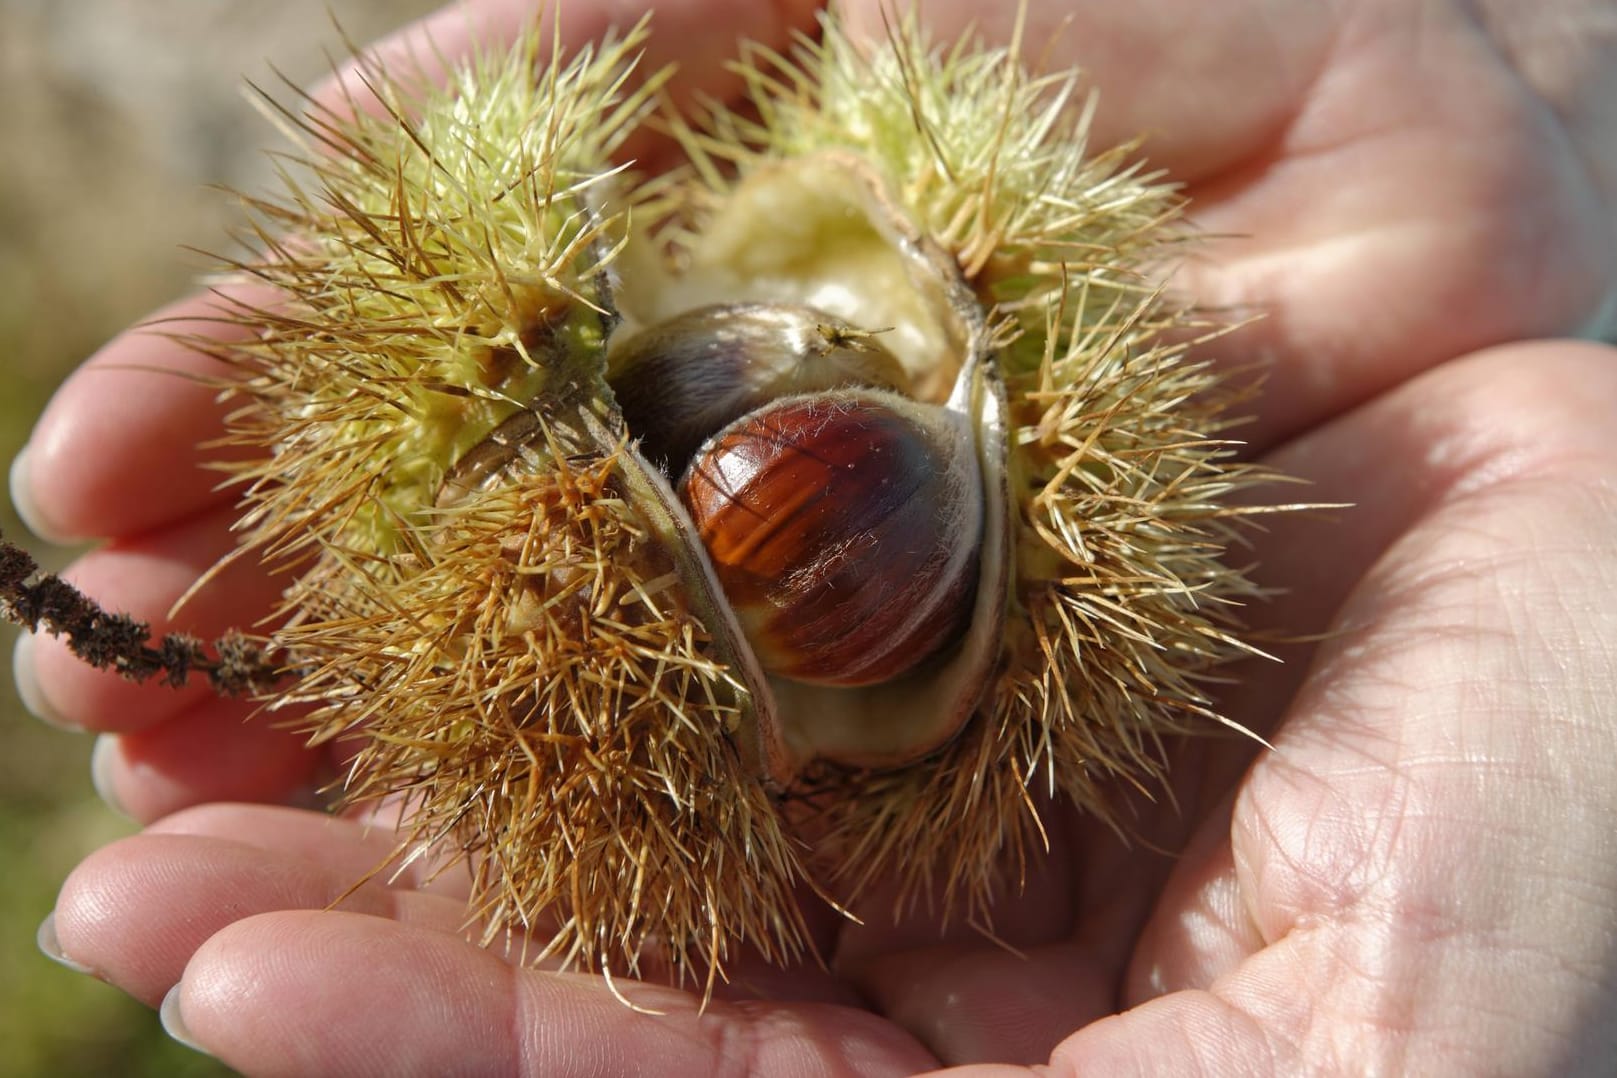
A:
0,2,437,1074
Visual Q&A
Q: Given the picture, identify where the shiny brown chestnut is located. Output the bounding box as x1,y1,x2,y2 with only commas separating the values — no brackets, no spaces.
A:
680,389,981,687
606,303,910,478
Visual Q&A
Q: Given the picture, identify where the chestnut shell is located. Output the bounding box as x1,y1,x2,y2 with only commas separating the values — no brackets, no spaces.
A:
682,391,980,687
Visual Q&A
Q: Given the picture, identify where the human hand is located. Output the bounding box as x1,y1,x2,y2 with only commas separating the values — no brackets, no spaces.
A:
15,0,1617,1073
43,335,1617,1074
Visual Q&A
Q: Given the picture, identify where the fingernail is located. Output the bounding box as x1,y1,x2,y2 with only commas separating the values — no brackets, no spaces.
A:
36,913,97,976
159,983,212,1056
8,444,71,545
90,734,134,821
12,633,81,731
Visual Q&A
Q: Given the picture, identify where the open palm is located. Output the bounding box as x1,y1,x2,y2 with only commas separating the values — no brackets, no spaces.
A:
22,1,1617,1074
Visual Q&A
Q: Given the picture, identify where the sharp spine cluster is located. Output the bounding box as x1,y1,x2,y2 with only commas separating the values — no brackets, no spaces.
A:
122,10,1291,988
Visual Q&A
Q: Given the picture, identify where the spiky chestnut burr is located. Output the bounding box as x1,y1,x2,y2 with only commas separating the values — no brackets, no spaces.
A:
13,9,1291,989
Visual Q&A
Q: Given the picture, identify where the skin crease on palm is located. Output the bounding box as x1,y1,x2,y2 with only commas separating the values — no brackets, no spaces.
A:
11,0,1617,1072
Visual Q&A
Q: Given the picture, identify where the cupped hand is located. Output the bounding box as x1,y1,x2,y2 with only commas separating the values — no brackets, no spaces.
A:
20,0,1617,1073
45,338,1617,1074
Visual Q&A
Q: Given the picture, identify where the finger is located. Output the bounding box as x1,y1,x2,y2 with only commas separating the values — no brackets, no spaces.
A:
145,802,472,897
1223,338,1617,750
92,700,317,824
141,804,863,1012
1115,788,1261,1004
18,502,285,733
1124,342,1617,1066
21,0,825,546
839,0,1335,183
310,0,821,161
145,801,503,917
845,0,1616,457
1045,990,1292,1076
1144,340,1617,995
50,828,475,1007
17,286,278,543
162,910,935,1078
1236,346,1617,1048
1179,71,1617,451
832,808,1159,1066
845,940,1114,1068
834,799,1082,966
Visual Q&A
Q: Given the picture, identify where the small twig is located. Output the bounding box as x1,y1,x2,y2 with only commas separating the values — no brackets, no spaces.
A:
0,527,281,695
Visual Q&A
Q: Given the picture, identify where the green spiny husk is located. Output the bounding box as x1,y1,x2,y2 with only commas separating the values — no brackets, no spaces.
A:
180,9,1286,987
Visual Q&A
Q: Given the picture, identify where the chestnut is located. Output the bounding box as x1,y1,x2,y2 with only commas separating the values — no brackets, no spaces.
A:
680,391,981,687
607,303,910,478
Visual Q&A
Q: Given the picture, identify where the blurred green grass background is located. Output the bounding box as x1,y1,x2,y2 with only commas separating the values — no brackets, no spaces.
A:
0,3,436,1073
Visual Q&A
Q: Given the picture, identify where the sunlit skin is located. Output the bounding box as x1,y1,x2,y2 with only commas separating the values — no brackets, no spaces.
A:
14,0,1617,1073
